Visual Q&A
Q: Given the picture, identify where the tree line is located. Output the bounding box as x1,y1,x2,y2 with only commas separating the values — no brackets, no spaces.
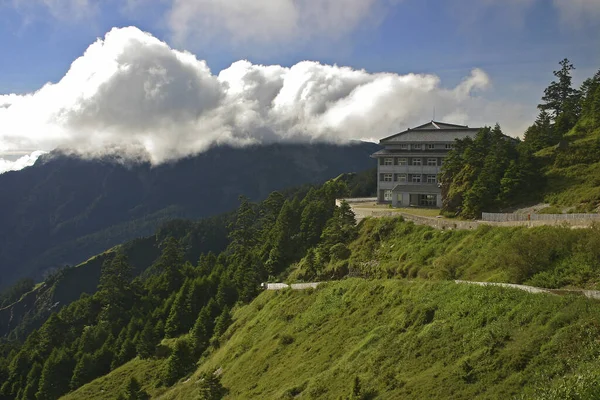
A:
440,59,600,218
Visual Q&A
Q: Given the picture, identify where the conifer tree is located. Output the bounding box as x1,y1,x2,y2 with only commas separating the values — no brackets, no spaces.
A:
123,376,149,400
21,362,42,400
136,320,158,359
190,305,212,356
36,348,75,400
197,371,228,400
97,253,133,324
212,306,232,341
70,353,94,389
165,281,193,337
163,339,195,386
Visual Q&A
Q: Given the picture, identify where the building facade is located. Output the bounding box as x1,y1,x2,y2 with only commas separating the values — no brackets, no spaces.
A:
372,121,480,208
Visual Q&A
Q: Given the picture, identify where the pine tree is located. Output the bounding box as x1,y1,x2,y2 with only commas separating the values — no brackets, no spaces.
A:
36,348,75,400
136,320,158,359
163,339,195,386
21,362,42,400
154,237,184,294
165,281,193,338
212,306,232,341
97,252,134,325
190,306,212,356
197,371,227,400
70,353,94,389
123,376,149,400
539,58,578,118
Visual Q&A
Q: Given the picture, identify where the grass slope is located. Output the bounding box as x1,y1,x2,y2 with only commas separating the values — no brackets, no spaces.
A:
539,124,600,211
156,279,600,399
337,218,600,290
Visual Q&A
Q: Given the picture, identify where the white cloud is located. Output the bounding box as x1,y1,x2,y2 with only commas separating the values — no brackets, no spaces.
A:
0,26,534,169
167,0,394,49
0,150,47,174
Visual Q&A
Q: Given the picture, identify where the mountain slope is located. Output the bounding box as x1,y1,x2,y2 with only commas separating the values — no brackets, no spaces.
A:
66,279,600,400
0,142,378,289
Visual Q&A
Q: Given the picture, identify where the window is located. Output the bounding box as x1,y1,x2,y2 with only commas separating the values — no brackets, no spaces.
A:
397,158,407,166
384,158,393,165
383,174,393,182
445,144,454,149
427,158,437,166
412,144,422,150
426,144,435,150
411,175,422,183
427,175,437,184
412,158,422,166
419,194,437,207
384,190,393,201
400,144,408,150
396,174,407,182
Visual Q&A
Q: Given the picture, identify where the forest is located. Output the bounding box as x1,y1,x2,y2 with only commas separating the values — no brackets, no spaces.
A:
441,59,600,217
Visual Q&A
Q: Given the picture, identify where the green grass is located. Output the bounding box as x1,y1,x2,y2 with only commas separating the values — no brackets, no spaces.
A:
154,279,600,399
539,125,600,212
62,358,167,400
334,218,600,290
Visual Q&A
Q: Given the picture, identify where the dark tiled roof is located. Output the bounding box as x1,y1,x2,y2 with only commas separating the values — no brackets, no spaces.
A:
380,120,481,144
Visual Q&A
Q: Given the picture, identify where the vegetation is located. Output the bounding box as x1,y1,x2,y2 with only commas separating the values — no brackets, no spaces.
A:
441,59,600,217
293,216,600,290
158,279,600,399
0,175,364,399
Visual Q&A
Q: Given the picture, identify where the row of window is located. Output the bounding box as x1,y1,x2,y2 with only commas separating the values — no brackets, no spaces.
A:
380,174,437,184
383,157,440,166
382,191,437,206
395,143,453,150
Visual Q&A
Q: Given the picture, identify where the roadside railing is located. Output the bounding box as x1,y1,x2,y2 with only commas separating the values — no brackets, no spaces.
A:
481,212,600,222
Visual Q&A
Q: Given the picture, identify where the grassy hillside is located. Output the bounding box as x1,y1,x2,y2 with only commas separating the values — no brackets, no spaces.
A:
69,279,600,399
59,216,600,400
540,123,600,211
293,217,600,290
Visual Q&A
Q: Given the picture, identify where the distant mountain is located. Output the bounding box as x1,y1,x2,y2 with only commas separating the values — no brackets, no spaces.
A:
0,142,378,289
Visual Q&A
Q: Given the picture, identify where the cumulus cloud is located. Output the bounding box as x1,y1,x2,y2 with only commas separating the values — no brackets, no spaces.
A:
0,26,533,168
167,0,394,49
0,150,47,174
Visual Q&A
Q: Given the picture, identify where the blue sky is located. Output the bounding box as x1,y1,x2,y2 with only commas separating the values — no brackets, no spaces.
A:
0,0,599,171
2,1,598,97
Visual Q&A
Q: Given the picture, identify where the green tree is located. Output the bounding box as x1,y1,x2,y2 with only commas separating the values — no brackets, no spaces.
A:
136,320,158,359
212,306,232,341
165,280,193,338
197,371,228,400
163,339,195,386
36,348,75,400
539,58,578,119
70,353,95,389
21,362,42,400
97,252,134,324
190,305,213,356
123,376,149,400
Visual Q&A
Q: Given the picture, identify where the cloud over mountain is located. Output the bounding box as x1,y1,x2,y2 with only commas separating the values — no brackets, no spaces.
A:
0,26,532,166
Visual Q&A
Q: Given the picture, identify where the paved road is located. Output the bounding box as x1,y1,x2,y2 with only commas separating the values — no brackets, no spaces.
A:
263,280,600,300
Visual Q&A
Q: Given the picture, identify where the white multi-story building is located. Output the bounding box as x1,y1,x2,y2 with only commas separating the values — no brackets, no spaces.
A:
371,121,481,207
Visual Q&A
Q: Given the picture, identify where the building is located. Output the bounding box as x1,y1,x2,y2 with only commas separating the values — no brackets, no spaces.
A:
371,121,481,207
